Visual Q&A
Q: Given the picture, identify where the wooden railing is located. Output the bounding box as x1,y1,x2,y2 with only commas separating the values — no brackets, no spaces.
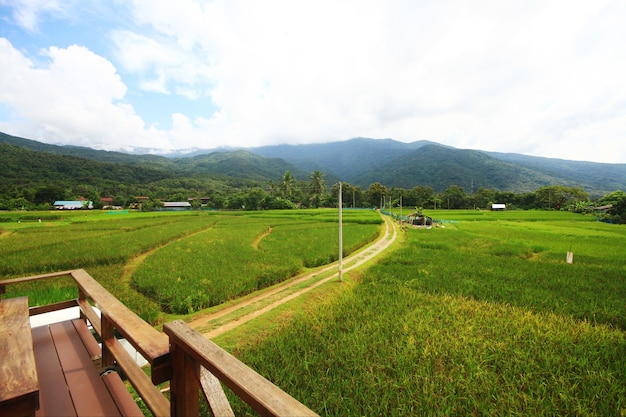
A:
165,320,318,417
0,269,318,417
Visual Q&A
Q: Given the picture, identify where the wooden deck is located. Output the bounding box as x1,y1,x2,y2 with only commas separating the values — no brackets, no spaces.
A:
32,319,142,417
0,269,319,417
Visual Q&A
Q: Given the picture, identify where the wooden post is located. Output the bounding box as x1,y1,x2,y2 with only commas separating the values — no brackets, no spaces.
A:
566,251,574,264
78,287,86,322
170,341,200,417
338,182,343,282
101,315,115,369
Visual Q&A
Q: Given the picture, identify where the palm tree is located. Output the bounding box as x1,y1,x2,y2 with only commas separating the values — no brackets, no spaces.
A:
309,171,326,208
281,171,296,200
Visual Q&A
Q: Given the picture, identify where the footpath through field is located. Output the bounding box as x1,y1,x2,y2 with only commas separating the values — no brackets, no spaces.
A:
188,213,398,338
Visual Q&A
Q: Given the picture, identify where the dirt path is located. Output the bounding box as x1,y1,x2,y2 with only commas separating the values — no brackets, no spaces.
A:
188,213,398,338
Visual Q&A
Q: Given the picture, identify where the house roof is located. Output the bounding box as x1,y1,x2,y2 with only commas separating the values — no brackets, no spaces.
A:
53,201,93,208
54,201,85,206
594,204,613,210
163,202,192,207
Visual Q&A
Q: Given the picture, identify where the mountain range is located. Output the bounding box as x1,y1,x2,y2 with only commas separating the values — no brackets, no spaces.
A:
2,131,625,198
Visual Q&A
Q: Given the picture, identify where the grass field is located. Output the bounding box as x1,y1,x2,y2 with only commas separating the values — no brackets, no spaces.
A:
220,210,626,416
2,208,624,415
0,208,381,321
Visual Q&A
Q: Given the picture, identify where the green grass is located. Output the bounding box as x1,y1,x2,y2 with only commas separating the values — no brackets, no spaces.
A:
132,210,381,314
0,209,381,321
224,211,626,416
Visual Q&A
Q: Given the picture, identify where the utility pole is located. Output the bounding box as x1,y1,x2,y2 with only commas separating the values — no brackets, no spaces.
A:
338,182,343,282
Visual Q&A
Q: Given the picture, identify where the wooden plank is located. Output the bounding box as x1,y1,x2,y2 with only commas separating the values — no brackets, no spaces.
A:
164,320,319,417
0,297,39,417
0,270,76,287
49,321,121,417
78,298,101,336
105,338,170,417
200,368,235,417
32,326,76,417
29,299,78,317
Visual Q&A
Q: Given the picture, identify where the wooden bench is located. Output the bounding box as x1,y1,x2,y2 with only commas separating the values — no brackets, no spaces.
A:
31,319,143,417
0,297,39,417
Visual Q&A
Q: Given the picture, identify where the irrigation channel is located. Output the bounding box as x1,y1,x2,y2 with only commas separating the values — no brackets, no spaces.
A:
188,213,398,338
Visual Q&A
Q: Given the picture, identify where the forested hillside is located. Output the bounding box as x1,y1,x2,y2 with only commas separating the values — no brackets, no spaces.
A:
250,138,626,196
1,131,625,219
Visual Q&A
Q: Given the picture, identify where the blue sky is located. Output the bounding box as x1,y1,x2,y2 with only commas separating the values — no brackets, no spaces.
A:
1,0,625,163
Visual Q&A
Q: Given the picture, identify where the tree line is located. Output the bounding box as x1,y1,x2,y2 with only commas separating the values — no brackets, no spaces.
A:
1,169,625,223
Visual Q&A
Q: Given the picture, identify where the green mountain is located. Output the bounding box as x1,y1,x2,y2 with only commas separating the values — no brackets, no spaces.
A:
249,139,626,196
0,131,169,166
171,150,312,183
0,142,173,188
349,145,553,192
2,131,625,198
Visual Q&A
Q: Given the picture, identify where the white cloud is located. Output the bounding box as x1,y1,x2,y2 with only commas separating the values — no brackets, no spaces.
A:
0,0,65,31
0,38,169,149
1,0,626,162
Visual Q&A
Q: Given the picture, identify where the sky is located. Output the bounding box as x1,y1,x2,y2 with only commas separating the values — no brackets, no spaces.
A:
0,0,625,163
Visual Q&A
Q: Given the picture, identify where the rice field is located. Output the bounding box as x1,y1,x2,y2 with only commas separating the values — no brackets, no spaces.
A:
0,208,381,320
221,210,626,416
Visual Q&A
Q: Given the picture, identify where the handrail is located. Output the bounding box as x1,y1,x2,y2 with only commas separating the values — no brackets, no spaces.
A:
0,269,170,417
1,270,319,417
165,320,319,417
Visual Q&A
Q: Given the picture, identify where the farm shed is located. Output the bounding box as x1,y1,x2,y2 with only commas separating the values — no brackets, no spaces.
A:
594,204,613,214
162,201,192,211
491,203,506,211
407,212,433,226
53,200,93,210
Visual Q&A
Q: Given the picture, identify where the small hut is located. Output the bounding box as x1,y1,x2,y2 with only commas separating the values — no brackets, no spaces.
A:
407,212,433,227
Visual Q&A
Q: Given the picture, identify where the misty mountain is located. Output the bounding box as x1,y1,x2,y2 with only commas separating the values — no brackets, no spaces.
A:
251,137,442,178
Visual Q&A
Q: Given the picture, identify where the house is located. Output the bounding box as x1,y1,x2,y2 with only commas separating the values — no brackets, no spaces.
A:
491,203,506,211
53,200,93,210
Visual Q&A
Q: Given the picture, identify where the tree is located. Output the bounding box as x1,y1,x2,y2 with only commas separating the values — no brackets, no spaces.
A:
268,180,277,197
471,187,496,209
34,185,66,205
280,171,296,201
308,171,326,208
439,185,468,209
406,185,436,208
598,190,626,223
341,183,364,208
366,182,388,208
535,186,589,210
